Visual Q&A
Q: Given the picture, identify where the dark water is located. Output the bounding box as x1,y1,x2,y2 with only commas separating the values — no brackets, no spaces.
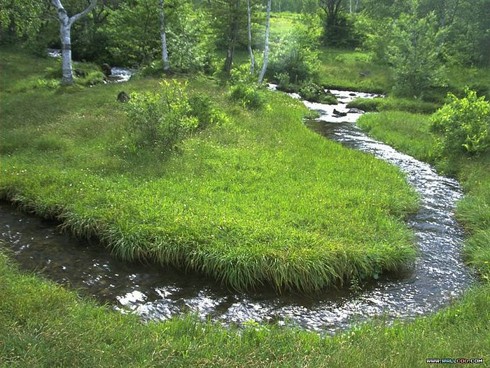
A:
0,90,475,333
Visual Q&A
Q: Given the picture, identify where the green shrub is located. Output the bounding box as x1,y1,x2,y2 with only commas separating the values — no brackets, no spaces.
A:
299,82,338,104
431,89,490,156
124,80,199,151
229,83,265,110
188,93,229,129
267,26,320,84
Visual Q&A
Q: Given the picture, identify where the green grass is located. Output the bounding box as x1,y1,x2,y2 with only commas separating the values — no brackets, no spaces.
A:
0,48,419,292
1,251,489,367
348,97,439,114
1,46,490,368
357,111,436,163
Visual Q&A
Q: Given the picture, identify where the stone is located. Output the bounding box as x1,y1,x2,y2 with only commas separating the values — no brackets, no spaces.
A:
117,91,130,103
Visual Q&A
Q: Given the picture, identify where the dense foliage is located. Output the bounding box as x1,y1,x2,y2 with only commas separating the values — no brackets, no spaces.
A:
431,89,490,156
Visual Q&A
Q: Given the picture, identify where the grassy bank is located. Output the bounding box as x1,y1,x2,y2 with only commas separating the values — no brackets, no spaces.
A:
1,252,489,367
0,48,419,292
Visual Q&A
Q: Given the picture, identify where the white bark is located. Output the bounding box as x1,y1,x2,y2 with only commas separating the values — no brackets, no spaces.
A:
159,0,170,71
258,0,271,84
51,0,97,85
247,0,255,74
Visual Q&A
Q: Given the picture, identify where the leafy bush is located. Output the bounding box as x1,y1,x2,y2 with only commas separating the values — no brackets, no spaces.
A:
387,12,447,98
124,80,199,151
431,89,490,156
299,82,338,104
229,83,265,110
188,94,229,129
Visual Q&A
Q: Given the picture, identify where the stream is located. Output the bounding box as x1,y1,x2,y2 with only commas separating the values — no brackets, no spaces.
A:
0,89,475,334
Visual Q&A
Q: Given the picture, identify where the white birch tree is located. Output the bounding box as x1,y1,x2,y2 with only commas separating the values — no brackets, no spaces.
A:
258,0,271,83
247,0,255,74
159,0,170,72
51,0,97,85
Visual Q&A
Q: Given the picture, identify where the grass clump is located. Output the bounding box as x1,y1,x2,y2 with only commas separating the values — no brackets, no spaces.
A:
0,47,419,292
357,111,436,163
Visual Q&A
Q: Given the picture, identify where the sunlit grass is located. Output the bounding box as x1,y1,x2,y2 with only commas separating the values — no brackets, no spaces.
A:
317,48,392,93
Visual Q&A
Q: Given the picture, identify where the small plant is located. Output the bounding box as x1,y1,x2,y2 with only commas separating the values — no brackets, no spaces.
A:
431,89,490,156
124,80,227,152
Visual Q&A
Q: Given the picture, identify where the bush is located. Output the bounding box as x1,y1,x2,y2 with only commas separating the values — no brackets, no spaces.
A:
299,82,338,104
188,94,229,129
431,89,490,156
124,80,198,151
229,83,265,110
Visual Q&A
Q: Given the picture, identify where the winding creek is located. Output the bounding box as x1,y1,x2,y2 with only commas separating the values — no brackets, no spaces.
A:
0,89,475,334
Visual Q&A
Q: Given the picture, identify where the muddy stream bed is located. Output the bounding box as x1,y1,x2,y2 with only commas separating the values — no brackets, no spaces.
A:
0,89,475,334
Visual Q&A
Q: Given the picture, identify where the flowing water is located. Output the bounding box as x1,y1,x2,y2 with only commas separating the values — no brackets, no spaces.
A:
0,90,475,334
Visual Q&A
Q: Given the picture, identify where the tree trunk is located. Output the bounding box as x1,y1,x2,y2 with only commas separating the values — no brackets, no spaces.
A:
258,0,271,84
159,0,170,72
223,0,241,74
51,0,97,85
247,0,255,74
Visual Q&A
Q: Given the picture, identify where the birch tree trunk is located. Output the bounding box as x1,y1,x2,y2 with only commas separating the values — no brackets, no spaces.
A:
258,0,271,84
51,0,97,85
247,0,255,74
159,0,170,72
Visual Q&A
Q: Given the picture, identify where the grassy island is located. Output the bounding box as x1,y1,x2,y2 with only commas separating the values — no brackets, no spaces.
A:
0,49,418,292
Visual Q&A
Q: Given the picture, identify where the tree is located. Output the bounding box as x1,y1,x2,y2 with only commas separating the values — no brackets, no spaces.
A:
223,0,242,73
51,0,98,85
258,0,271,84
319,0,343,29
318,0,359,47
0,0,46,42
386,10,446,98
159,0,170,71
246,0,255,74
207,0,257,74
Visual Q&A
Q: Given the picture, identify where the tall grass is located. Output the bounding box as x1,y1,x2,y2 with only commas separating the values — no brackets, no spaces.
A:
0,48,419,292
